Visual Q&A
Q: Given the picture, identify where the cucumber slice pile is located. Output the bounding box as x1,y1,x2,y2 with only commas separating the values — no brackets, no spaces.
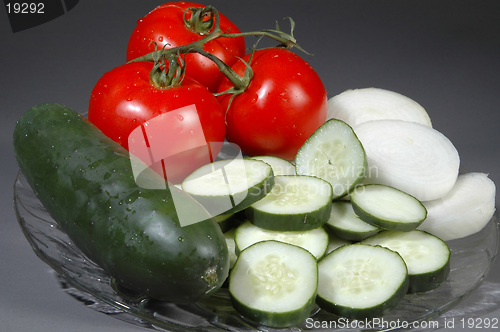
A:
362,230,450,293
229,241,318,328
234,220,329,259
350,184,427,231
295,118,366,199
317,244,409,319
247,175,332,231
174,84,496,327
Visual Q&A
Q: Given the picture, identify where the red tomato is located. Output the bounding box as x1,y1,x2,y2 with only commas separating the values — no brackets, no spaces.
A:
126,1,246,93
88,61,226,183
217,48,327,160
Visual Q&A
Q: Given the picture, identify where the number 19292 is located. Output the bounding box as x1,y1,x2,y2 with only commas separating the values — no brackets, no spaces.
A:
6,2,45,14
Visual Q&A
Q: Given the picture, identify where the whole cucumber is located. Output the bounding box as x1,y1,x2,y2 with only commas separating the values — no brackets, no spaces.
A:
13,103,229,303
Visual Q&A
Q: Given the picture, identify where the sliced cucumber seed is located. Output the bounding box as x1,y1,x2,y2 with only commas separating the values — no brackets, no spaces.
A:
250,254,297,296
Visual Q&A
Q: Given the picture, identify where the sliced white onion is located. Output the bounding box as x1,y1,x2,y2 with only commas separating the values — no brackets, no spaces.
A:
419,172,496,241
327,88,432,128
354,120,460,201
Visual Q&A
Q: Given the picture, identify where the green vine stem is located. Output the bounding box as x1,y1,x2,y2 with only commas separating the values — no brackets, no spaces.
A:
129,5,305,91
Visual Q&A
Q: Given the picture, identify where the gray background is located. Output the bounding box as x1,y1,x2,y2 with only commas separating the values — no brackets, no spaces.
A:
1,1,499,331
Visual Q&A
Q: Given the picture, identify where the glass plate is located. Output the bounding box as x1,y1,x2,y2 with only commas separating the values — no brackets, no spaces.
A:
13,170,499,332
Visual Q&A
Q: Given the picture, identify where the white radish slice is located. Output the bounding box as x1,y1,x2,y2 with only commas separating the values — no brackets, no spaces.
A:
418,172,496,241
327,88,432,128
354,120,460,201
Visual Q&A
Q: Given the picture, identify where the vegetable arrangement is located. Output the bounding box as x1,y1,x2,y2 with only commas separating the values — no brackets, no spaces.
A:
13,1,497,329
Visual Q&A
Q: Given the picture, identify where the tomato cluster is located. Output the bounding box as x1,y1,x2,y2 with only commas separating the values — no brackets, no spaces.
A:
88,1,327,183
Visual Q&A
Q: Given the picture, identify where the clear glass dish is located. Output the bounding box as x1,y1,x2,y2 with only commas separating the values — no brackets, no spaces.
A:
13,170,499,332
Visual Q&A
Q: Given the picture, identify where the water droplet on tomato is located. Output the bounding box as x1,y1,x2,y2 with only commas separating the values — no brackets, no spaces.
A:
158,36,164,42
176,114,184,121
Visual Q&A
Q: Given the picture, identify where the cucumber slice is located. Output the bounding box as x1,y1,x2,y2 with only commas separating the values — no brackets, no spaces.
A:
224,228,238,269
418,172,496,241
229,240,318,328
362,230,450,293
234,220,329,259
327,88,432,128
182,158,274,216
325,232,352,254
354,119,460,201
250,155,296,175
350,184,427,231
247,175,332,231
325,201,380,241
295,118,366,199
317,244,408,319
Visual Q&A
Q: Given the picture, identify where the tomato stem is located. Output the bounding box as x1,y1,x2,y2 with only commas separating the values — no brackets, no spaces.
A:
147,43,186,89
184,6,216,35
195,48,249,91
129,6,306,91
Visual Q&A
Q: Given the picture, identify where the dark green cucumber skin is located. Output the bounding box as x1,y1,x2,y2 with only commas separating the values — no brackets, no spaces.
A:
13,103,229,303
